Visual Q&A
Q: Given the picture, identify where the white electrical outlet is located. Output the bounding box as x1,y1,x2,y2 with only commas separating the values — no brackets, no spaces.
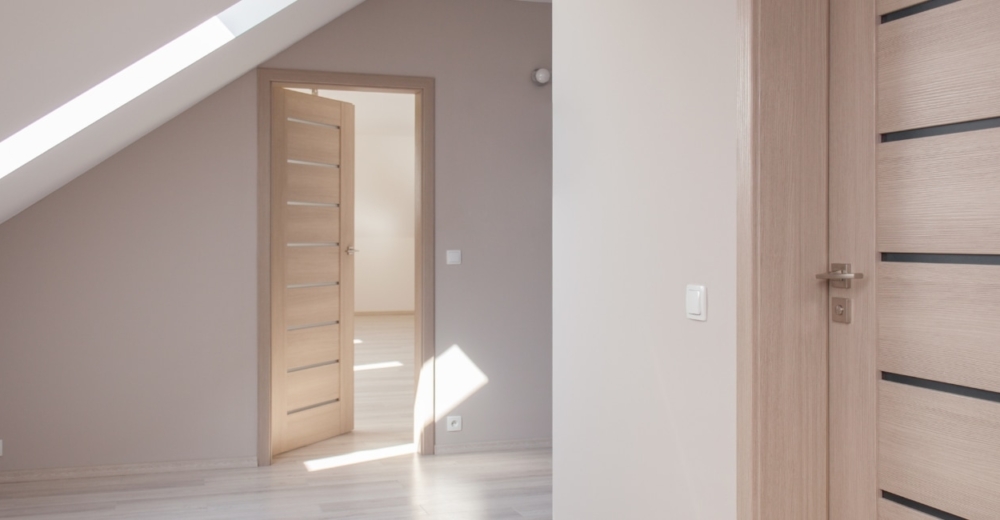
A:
446,416,463,432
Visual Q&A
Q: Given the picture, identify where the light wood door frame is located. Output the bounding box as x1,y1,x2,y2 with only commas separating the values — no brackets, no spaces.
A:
741,1,1000,518
827,0,878,518
257,69,436,465
738,0,832,518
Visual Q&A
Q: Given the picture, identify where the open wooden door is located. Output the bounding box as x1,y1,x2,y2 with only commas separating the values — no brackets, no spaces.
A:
830,1,1000,518
270,87,355,456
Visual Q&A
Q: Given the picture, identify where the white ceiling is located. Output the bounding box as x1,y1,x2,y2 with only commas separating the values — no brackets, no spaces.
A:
0,0,367,224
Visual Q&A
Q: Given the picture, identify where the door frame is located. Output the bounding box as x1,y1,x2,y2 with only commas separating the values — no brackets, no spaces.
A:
737,0,843,518
256,68,436,466
826,0,879,518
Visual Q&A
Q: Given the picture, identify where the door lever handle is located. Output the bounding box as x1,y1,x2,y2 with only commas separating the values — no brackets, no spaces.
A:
346,246,359,255
816,263,863,288
815,272,864,281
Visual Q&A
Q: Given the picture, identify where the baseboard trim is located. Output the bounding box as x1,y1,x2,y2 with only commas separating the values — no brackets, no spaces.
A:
355,311,415,316
0,456,258,484
434,438,552,455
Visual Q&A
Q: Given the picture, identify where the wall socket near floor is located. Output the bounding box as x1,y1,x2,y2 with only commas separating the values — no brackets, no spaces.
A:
446,416,463,432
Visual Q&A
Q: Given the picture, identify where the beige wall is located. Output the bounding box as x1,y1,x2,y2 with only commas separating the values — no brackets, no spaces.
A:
553,0,738,518
0,0,551,472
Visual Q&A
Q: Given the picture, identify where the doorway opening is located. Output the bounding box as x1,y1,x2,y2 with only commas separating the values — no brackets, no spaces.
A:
257,70,436,466
291,87,416,461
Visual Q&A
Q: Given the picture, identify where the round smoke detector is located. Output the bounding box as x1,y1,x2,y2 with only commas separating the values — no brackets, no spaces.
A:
532,68,552,86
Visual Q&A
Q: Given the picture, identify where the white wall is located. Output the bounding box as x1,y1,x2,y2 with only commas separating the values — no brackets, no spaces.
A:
318,90,416,314
354,136,415,313
553,1,737,518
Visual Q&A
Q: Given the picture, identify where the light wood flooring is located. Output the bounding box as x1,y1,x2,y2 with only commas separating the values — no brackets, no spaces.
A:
0,315,553,519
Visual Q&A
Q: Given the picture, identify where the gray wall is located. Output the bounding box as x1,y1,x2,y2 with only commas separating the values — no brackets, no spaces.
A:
264,0,552,452
0,0,551,472
0,76,259,471
553,0,738,518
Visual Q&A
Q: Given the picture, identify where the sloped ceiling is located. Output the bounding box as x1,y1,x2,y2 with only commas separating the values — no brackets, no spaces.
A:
0,0,366,224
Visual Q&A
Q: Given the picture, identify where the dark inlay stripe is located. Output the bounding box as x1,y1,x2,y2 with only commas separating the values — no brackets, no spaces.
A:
883,491,966,520
882,117,1000,142
883,372,1000,404
881,0,962,24
882,253,1000,266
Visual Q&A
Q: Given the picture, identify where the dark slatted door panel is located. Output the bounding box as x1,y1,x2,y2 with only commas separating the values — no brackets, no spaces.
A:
876,1,1000,518
879,498,942,520
879,262,1000,394
879,382,1000,519
271,87,355,456
878,0,928,16
879,0,1000,133
878,127,1000,254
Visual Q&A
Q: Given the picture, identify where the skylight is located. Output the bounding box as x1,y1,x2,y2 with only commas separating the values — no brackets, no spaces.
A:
0,0,298,181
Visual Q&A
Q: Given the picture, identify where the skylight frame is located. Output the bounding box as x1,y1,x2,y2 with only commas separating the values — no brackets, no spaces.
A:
0,0,298,181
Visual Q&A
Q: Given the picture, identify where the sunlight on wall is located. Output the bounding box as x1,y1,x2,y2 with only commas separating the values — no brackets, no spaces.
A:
304,443,415,472
412,345,490,444
414,356,435,445
0,0,297,180
434,345,489,421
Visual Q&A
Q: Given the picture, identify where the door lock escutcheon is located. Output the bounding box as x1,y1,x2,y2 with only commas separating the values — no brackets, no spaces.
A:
831,297,852,324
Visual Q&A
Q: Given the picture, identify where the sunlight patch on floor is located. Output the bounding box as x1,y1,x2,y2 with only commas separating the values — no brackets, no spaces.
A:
354,361,404,371
304,443,416,472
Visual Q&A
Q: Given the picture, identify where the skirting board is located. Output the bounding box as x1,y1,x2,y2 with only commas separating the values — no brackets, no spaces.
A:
434,438,552,455
0,457,258,484
355,311,415,316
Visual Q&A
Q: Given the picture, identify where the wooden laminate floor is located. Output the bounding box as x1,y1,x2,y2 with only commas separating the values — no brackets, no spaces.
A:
0,315,553,519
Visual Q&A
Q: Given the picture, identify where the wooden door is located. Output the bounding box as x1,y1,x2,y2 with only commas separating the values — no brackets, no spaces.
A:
270,87,355,456
830,1,1000,518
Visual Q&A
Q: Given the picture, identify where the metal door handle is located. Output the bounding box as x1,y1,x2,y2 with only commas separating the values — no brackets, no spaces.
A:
816,263,863,288
816,271,863,281
346,246,359,255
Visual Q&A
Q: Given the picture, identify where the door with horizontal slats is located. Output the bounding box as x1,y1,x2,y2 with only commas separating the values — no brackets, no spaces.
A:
271,87,355,456
830,1,1000,518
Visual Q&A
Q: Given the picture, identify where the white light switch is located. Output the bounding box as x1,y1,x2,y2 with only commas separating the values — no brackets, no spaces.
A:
446,250,462,265
686,285,707,321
